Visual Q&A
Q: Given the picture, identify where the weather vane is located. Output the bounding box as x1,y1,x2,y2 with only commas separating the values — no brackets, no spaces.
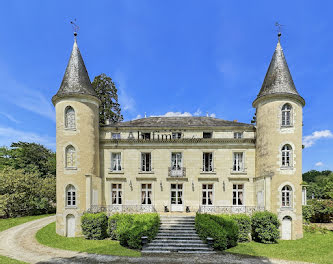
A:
70,19,79,39
275,22,284,41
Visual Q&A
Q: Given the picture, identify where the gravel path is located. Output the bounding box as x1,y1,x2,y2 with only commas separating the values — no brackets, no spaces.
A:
0,216,313,264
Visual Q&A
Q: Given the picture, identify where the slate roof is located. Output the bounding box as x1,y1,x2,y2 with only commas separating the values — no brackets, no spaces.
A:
106,116,253,128
52,39,97,103
254,40,305,105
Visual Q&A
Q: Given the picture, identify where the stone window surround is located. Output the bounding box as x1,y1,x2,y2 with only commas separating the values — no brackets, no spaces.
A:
64,105,76,131
110,152,123,172
201,183,214,206
63,182,79,209
278,142,295,170
64,143,78,170
277,182,296,210
231,151,246,173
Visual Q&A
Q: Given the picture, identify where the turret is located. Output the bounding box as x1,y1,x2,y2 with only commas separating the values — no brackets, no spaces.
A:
253,34,305,240
52,36,101,237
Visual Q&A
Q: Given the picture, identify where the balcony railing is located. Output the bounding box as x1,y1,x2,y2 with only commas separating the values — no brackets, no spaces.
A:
168,167,186,177
88,205,156,215
198,205,265,215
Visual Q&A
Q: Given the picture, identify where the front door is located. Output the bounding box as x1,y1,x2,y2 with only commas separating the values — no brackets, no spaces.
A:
171,183,183,211
281,216,292,240
66,214,75,237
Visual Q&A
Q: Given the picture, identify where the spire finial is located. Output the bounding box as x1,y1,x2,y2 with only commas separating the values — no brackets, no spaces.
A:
275,22,284,42
70,19,79,40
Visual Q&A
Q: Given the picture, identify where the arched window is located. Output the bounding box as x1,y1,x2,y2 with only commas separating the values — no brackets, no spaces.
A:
65,106,76,129
282,185,292,207
66,185,76,207
281,104,292,126
66,145,76,168
281,144,292,167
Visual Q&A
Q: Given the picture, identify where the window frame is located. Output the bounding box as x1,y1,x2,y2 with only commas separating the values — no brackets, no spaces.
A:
111,133,121,139
281,144,293,168
281,185,292,208
65,145,76,169
64,106,76,130
202,184,214,205
234,132,243,139
203,132,213,139
141,152,152,172
203,152,213,172
172,132,182,139
111,183,122,205
233,152,244,172
141,183,152,205
66,184,76,207
111,152,122,171
281,103,292,127
171,152,182,171
233,184,244,206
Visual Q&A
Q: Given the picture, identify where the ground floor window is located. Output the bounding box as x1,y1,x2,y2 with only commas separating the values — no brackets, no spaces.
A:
112,184,122,204
66,185,76,207
202,184,213,205
282,185,292,207
233,184,244,205
141,184,152,204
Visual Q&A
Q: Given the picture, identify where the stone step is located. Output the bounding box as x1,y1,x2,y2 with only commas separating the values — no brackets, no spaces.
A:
159,227,196,230
149,242,207,248
141,250,215,254
157,230,197,234
150,239,203,243
160,221,195,225
142,246,213,251
155,235,200,240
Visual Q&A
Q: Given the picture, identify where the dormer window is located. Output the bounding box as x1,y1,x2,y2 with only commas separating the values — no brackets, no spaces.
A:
65,106,75,130
234,132,243,139
203,132,212,139
282,103,292,126
141,132,151,140
112,133,121,139
172,132,182,139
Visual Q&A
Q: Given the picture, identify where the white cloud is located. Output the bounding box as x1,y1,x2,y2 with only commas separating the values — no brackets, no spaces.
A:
315,162,324,167
210,113,216,118
194,109,202,116
0,126,55,150
303,130,333,148
150,110,216,118
0,112,20,124
134,114,142,119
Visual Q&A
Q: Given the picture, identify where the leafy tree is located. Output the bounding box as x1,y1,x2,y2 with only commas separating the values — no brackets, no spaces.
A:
0,142,55,177
92,73,123,124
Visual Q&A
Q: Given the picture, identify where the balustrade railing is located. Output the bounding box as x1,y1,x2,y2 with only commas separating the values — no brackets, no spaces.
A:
198,205,265,215
88,205,156,215
168,167,186,177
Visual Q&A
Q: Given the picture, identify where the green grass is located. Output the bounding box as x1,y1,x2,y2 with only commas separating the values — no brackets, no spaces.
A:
226,231,333,264
0,214,52,232
36,222,141,257
0,255,27,264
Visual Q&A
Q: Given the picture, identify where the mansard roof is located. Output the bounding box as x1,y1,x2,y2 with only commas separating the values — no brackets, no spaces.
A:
253,40,305,106
52,39,98,104
106,116,253,129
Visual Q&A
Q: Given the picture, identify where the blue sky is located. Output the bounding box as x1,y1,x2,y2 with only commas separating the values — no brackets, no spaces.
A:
0,1,332,172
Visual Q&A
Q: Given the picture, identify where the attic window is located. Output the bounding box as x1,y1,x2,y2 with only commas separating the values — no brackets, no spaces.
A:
234,132,243,139
203,132,212,139
112,133,121,139
141,132,151,140
172,132,182,139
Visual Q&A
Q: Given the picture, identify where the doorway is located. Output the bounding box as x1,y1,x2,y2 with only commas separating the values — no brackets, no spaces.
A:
171,183,183,211
66,214,75,237
281,216,292,240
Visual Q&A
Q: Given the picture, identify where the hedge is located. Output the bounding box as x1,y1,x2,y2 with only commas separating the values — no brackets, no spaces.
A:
81,212,108,240
230,214,251,242
251,211,279,244
209,215,239,248
304,200,333,223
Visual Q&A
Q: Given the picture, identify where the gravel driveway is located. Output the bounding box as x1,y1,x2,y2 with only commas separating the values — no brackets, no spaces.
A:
0,216,312,264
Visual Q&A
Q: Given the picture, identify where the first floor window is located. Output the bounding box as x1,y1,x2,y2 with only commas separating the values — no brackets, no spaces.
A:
111,153,122,171
66,145,76,168
202,184,213,205
112,184,122,204
203,152,213,172
282,145,292,167
282,103,292,126
233,152,244,171
141,153,151,171
282,185,292,207
141,184,152,204
66,185,76,206
233,184,244,205
171,153,182,170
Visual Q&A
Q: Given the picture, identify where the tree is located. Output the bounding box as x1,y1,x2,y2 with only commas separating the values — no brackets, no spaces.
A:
92,73,123,124
0,142,56,177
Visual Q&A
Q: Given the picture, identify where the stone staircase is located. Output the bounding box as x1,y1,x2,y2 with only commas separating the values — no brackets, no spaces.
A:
142,215,214,254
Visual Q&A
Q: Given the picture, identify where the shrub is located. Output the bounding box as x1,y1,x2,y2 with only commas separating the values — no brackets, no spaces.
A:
114,214,134,246
81,212,108,240
107,213,122,240
230,214,251,242
302,205,314,223
303,223,329,234
210,215,239,248
251,211,280,244
307,199,333,223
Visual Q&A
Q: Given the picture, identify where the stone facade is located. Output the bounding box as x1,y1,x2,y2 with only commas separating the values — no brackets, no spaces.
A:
53,37,305,240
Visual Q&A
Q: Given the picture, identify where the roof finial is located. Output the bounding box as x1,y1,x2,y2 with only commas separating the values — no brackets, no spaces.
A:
275,22,284,42
70,19,79,40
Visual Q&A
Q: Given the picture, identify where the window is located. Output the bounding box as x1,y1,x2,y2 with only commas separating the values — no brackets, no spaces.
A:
281,145,292,167
203,132,212,138
141,184,152,204
111,184,122,204
282,185,292,207
171,153,182,170
233,152,244,171
233,184,244,205
203,152,213,172
172,132,182,139
202,184,213,205
112,133,121,139
141,153,151,172
66,185,76,207
65,106,76,129
234,132,243,139
65,145,76,168
111,153,122,171
282,104,292,126
141,132,151,140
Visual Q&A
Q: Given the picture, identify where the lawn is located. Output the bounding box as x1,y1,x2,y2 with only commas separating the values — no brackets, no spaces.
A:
0,255,27,264
226,231,333,264
36,222,141,257
0,214,52,232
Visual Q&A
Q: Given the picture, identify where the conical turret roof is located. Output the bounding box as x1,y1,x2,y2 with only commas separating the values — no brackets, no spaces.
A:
253,40,305,106
52,39,98,104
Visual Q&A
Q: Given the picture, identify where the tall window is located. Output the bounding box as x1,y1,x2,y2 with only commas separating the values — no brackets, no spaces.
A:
282,185,292,207
65,145,76,168
65,106,75,129
141,153,151,172
66,185,76,207
111,184,122,204
233,184,244,205
233,153,244,171
111,153,122,171
282,104,292,126
202,184,213,205
281,145,292,167
171,153,182,170
203,152,213,172
141,184,152,204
